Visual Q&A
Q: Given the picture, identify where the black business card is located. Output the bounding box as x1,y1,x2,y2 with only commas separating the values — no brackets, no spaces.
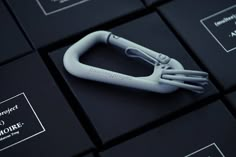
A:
0,53,93,156
0,93,45,152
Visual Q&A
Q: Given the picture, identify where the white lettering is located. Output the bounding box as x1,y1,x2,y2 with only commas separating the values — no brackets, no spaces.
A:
214,14,236,27
0,105,18,117
0,122,23,137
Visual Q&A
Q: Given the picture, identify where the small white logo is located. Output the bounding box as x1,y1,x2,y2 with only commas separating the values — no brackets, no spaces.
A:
36,0,91,16
185,143,225,157
0,93,45,152
201,4,236,53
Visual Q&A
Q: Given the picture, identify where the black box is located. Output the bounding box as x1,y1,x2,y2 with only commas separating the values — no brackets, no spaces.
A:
101,101,236,157
0,53,93,156
6,0,144,48
50,13,218,143
0,1,31,64
159,0,236,90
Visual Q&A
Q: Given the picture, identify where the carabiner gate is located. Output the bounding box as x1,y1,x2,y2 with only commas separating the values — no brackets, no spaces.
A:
63,31,208,93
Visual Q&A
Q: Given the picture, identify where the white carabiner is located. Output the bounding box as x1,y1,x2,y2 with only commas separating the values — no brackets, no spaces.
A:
63,31,208,93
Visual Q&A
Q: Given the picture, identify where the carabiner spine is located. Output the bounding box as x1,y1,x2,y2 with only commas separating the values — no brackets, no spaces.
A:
72,63,177,93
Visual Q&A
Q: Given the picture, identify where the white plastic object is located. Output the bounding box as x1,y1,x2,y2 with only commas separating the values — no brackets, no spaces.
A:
63,31,208,93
